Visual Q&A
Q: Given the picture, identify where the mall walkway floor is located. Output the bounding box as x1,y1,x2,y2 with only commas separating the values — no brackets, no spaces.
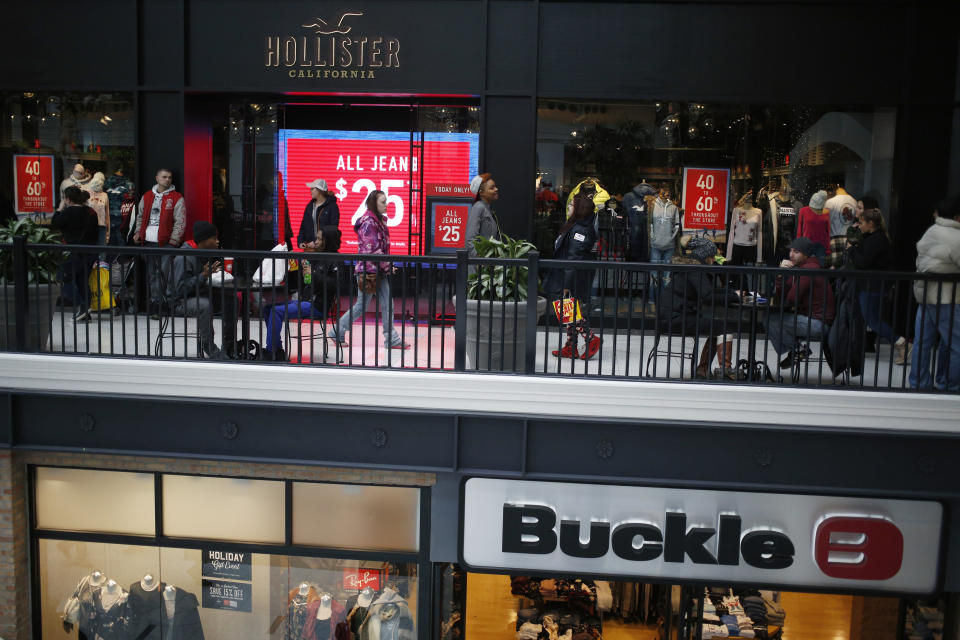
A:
44,310,911,388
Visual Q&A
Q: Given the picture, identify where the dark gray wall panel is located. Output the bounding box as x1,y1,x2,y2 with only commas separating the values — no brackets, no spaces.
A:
538,3,909,103
139,0,185,87
486,1,538,93
1,2,137,89
138,92,184,188
459,416,524,471
482,96,536,238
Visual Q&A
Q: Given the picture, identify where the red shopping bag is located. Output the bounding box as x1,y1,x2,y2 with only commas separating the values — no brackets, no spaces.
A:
552,297,582,325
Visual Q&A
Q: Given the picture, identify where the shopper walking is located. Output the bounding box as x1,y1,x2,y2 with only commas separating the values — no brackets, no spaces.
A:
910,196,960,391
545,195,602,360
132,168,186,315
845,206,907,363
51,186,99,322
465,173,501,257
332,190,409,350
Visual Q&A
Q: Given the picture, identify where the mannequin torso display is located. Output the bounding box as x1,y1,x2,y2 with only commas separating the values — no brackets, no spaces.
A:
358,590,414,640
61,570,109,631
725,207,763,263
158,586,205,640
59,164,91,210
286,585,320,640
93,580,129,640
99,580,123,609
85,172,110,243
141,574,160,592
128,576,166,640
164,585,177,619
304,593,346,640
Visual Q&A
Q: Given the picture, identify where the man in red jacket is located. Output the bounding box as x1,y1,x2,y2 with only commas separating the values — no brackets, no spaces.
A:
767,236,836,369
132,168,186,313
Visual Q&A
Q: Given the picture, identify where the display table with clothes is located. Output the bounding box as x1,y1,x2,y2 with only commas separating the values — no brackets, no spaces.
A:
684,587,784,640
510,576,603,639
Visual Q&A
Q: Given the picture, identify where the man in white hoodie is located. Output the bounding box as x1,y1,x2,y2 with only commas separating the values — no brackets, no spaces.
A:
909,196,960,391
132,168,187,313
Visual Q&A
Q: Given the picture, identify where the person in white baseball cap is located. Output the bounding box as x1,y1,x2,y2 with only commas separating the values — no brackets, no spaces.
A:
465,172,501,257
298,178,340,250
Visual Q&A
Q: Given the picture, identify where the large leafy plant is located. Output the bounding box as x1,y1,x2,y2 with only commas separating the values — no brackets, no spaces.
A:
0,218,64,284
467,234,538,300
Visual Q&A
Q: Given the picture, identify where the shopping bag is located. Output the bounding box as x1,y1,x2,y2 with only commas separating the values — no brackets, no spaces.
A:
552,297,582,325
88,262,115,310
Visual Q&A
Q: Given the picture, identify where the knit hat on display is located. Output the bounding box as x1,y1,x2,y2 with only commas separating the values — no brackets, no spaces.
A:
469,175,484,195
809,190,828,210
788,236,815,257
193,220,218,243
688,235,718,263
306,178,328,191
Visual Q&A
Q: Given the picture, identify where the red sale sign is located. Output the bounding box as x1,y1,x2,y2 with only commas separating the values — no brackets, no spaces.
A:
681,167,729,231
432,203,469,250
278,130,478,255
342,568,381,592
14,155,55,215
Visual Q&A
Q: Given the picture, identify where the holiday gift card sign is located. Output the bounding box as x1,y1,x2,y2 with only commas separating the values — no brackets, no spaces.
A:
462,478,943,594
202,548,252,581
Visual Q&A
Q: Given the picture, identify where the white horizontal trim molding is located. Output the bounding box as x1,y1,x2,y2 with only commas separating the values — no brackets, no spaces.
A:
1,354,957,434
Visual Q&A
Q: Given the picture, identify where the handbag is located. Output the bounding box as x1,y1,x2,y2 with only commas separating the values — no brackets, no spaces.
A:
357,271,379,294
552,297,582,325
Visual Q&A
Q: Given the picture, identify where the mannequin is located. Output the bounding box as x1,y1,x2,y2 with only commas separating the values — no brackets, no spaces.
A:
304,592,346,640
358,587,375,608
358,589,414,640
129,575,166,640
317,594,334,620
286,582,320,640
94,580,129,640
84,172,110,244
105,165,135,245
725,196,763,266
141,573,160,591
61,570,108,634
59,163,91,210
99,580,123,609
164,585,177,619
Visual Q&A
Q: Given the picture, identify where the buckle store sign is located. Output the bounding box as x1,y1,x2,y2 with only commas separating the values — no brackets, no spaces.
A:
462,479,942,593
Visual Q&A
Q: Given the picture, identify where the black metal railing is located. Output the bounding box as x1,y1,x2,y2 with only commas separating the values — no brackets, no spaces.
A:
2,239,958,393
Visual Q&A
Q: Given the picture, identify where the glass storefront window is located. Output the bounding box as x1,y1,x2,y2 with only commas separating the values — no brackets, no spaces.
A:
163,475,286,544
39,539,418,640
292,482,420,552
35,467,155,536
0,91,136,226
534,99,896,265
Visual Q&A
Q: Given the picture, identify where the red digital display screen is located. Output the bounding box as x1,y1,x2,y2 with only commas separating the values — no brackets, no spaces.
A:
278,130,478,255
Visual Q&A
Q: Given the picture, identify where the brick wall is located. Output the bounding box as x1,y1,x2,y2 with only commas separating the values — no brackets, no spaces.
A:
0,449,29,640
0,449,435,638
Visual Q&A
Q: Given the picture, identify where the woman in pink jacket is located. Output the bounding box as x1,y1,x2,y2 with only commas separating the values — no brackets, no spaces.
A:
332,190,409,349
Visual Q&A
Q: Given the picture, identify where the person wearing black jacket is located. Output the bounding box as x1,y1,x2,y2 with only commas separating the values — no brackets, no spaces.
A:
657,236,741,379
166,221,237,359
51,186,99,321
545,195,602,359
845,207,907,363
298,178,340,250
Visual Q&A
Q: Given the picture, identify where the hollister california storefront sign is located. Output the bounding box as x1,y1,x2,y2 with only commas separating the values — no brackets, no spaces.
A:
461,478,943,593
265,10,399,80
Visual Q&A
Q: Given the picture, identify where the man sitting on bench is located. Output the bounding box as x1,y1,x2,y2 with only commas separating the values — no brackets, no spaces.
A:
767,237,836,370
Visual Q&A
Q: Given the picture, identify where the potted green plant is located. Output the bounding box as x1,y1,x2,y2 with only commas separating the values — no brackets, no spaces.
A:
0,218,65,351
455,234,547,371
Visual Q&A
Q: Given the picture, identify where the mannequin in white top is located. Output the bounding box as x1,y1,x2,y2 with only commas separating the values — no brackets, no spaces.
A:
726,200,763,265
358,587,375,608
317,594,333,620
163,585,177,618
141,573,160,591
100,580,123,609
59,163,91,210
84,171,110,244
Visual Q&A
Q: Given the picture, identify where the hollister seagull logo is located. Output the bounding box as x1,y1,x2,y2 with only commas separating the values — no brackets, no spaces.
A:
301,12,363,35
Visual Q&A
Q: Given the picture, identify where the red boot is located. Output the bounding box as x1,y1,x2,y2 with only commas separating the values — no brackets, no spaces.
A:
581,335,603,360
551,339,579,358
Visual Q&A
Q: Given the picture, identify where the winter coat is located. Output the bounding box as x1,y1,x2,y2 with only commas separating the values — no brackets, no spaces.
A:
161,589,205,640
51,205,98,245
775,255,836,323
298,197,340,247
846,229,893,292
657,269,740,336
622,183,657,261
824,279,866,377
544,213,597,301
354,210,391,273
565,180,610,218
358,591,415,640
913,216,960,305
649,197,680,250
465,199,500,257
